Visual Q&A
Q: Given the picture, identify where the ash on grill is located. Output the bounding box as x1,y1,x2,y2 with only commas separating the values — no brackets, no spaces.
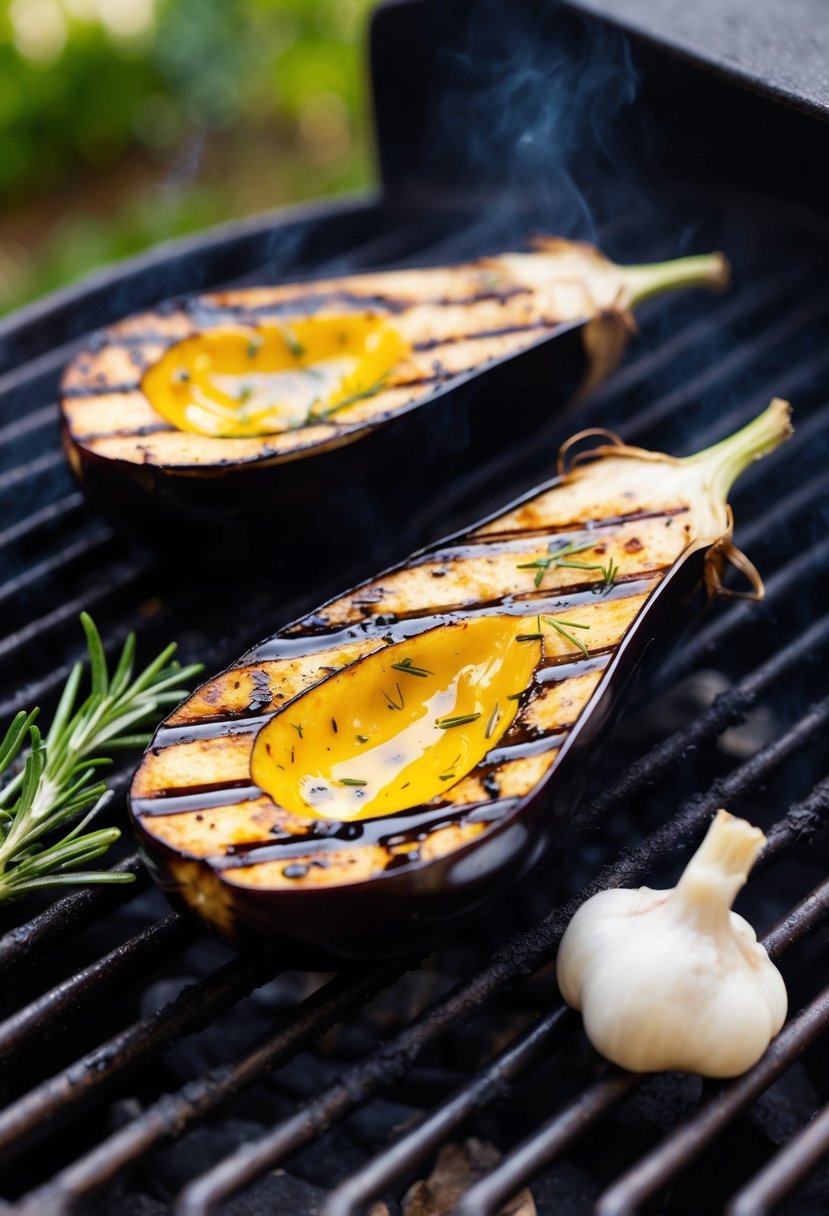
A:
2,1,829,1214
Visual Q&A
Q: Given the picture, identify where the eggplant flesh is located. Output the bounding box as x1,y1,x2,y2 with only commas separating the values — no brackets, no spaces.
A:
60,239,728,535
129,400,791,960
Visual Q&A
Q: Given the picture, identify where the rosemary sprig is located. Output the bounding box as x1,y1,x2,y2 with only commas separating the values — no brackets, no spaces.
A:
0,613,202,904
339,777,367,787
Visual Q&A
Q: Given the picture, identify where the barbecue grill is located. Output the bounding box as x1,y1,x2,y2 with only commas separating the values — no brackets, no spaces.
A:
2,1,829,1213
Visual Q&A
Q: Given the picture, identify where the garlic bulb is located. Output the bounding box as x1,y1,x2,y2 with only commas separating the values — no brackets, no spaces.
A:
556,810,788,1077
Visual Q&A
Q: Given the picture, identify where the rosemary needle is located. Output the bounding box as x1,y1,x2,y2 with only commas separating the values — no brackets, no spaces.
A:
541,616,592,658
0,613,202,904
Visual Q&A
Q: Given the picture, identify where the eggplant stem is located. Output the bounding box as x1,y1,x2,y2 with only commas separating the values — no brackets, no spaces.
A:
622,251,730,307
686,398,793,501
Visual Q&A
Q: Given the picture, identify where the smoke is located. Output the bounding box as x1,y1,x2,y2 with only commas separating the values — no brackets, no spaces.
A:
424,0,642,246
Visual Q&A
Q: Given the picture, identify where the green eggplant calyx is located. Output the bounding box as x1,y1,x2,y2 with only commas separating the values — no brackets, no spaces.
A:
622,251,731,308
685,397,793,505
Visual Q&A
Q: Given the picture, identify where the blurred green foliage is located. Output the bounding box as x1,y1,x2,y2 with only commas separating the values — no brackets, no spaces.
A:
0,0,377,313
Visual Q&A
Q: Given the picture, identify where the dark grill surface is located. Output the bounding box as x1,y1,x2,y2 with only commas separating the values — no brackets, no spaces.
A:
1,181,829,1216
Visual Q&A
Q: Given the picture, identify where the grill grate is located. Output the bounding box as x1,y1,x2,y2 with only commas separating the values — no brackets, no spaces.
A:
1,189,829,1216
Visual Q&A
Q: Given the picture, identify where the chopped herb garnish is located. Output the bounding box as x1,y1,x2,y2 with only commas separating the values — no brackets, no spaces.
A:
311,372,390,420
331,718,338,733
237,385,253,404
485,702,501,739
436,712,481,729
339,777,367,787
391,657,432,678
356,734,368,743
290,722,304,738
555,558,601,571
246,338,262,358
382,684,405,710
439,772,456,781
517,540,596,588
542,616,591,658
279,325,305,358
601,558,619,587
174,369,190,384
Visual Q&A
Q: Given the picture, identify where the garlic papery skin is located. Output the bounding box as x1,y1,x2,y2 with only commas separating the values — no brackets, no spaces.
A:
556,810,788,1078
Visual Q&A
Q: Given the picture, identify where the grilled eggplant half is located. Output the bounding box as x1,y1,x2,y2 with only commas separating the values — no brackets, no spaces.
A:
130,399,791,960
61,239,728,536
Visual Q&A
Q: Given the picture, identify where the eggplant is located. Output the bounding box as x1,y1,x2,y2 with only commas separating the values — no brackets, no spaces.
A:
61,239,728,539
129,399,792,961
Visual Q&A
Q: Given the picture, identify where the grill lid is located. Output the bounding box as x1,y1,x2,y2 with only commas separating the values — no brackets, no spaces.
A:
568,0,829,121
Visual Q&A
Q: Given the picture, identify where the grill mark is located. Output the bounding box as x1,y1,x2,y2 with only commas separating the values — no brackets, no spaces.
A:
246,575,658,662
471,505,691,544
484,731,566,765
72,423,175,441
192,283,533,323
317,572,662,632
63,382,140,398
192,289,410,319
418,519,679,565
209,797,519,870
536,650,613,682
412,319,551,352
134,780,261,814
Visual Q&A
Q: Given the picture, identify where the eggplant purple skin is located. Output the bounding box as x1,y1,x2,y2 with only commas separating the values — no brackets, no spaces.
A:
63,318,588,555
130,528,707,965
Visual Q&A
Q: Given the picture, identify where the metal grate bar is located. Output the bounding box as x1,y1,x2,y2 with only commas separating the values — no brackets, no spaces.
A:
0,493,85,552
452,852,829,1216
0,952,277,1164
727,1098,829,1216
0,557,155,667
589,264,814,410
172,699,829,1215
0,527,113,609
547,606,829,845
619,290,829,445
660,531,829,688
0,450,64,497
0,911,193,1059
0,854,144,976
0,403,59,449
